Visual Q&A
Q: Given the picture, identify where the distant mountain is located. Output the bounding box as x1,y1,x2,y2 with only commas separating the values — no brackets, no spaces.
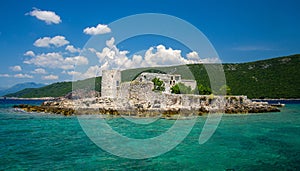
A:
0,87,7,91
0,82,45,96
5,77,101,98
5,54,300,99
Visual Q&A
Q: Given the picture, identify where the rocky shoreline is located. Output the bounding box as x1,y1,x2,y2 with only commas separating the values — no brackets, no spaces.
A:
2,97,56,100
13,95,280,119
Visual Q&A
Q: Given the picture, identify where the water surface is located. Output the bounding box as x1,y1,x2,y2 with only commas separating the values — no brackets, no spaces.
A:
0,99,299,170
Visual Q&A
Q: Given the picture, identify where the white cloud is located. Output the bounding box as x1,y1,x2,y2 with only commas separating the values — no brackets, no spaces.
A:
141,45,190,67
186,51,200,60
14,74,33,79
31,68,47,74
65,45,81,53
24,52,89,70
83,24,111,35
0,74,10,77
88,37,207,72
27,8,61,24
24,50,35,57
42,74,59,80
66,64,109,80
65,56,89,66
90,37,129,70
106,37,115,48
81,65,102,78
66,71,81,76
34,36,69,47
10,65,22,72
24,52,64,68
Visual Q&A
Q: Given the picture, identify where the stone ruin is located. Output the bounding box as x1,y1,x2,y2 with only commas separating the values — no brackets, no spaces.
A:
13,69,281,117
101,69,197,98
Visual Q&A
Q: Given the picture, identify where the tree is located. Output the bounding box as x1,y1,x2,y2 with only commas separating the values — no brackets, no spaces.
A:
171,84,180,94
219,85,231,95
197,84,212,95
171,83,192,94
152,78,165,91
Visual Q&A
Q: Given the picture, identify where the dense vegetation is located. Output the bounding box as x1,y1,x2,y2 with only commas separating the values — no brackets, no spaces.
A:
196,84,212,95
5,54,300,99
222,55,300,98
152,78,165,92
171,83,193,94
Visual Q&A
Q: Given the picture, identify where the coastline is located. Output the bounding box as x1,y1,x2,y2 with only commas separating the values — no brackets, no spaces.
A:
0,97,56,100
2,97,300,101
252,98,300,101
12,95,281,118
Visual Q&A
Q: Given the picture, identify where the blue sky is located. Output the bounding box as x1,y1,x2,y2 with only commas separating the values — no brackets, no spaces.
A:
0,0,299,87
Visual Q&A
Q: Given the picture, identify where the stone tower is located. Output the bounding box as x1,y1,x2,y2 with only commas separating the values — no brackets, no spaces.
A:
101,70,121,98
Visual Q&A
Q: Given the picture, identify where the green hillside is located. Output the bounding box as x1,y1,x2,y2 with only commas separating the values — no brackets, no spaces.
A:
6,77,102,98
5,54,300,99
223,54,300,98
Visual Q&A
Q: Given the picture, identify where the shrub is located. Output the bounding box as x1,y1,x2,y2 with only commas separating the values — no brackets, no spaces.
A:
152,78,165,91
171,83,192,94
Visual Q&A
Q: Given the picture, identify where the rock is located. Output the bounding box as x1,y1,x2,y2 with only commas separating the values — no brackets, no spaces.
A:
12,93,280,118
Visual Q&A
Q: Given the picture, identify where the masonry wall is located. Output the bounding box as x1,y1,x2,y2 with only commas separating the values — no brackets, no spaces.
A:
101,70,121,98
116,80,249,111
103,70,250,111
135,73,182,93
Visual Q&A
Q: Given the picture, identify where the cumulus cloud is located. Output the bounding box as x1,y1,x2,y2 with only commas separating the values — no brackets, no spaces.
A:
14,74,33,79
64,56,89,67
34,36,69,47
88,37,203,72
88,37,130,70
42,74,59,80
83,24,111,35
141,45,193,67
81,65,103,78
66,63,110,80
186,51,200,60
69,37,219,79
24,52,88,70
24,50,35,57
66,71,81,76
10,65,22,72
0,74,10,77
106,37,115,48
65,45,81,53
27,8,61,24
24,52,64,68
31,68,47,74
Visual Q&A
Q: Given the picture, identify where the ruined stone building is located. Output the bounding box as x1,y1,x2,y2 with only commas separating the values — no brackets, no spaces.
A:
101,70,121,98
101,70,197,98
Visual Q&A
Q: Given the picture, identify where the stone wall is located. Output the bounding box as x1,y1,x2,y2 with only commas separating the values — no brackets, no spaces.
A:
127,80,154,109
101,70,121,98
135,72,182,93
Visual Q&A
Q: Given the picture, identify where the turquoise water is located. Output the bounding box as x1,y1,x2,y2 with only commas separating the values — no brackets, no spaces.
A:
0,99,300,170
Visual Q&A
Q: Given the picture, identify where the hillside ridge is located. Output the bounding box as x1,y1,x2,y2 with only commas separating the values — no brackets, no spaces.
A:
5,54,300,99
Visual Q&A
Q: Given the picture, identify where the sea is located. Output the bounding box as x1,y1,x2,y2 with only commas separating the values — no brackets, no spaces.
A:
0,99,300,170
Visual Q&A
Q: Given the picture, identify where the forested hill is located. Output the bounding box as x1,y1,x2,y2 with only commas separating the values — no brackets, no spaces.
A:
222,54,299,98
5,54,300,99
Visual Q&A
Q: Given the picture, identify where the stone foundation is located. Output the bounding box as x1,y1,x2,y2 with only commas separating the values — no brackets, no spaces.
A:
13,95,280,118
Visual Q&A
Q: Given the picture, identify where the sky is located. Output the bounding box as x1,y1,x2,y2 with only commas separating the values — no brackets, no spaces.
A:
0,0,299,88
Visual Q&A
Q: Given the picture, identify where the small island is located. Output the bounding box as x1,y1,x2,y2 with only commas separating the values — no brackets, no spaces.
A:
14,70,280,119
